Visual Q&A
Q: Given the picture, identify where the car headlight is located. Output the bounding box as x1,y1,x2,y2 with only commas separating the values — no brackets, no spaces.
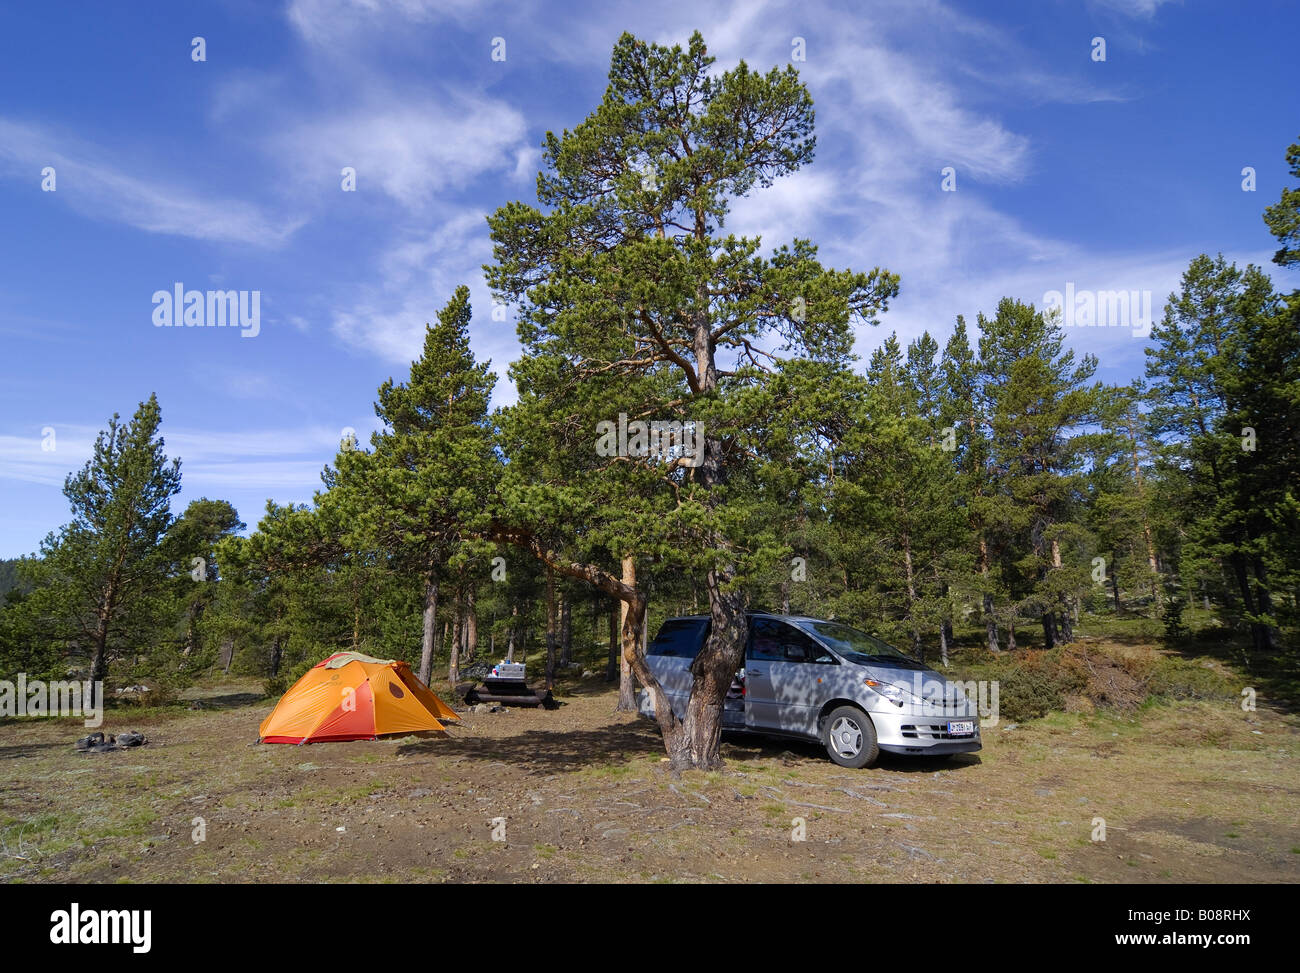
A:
864,679,914,707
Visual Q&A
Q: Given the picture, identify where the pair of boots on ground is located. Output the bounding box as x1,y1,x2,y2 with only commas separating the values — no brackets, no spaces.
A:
76,730,146,752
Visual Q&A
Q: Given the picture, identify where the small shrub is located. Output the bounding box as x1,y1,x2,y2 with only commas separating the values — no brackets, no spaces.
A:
995,651,1087,722
1162,596,1188,643
1147,657,1236,701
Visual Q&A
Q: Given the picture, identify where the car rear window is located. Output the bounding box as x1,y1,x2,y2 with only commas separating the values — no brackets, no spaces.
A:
648,618,710,658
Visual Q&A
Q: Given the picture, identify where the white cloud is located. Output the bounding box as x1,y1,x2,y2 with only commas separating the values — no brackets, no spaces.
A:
273,94,529,207
1090,0,1180,18
0,422,358,492
0,119,303,247
0,429,93,487
286,0,485,50
329,206,519,395
276,0,1191,399
178,460,335,492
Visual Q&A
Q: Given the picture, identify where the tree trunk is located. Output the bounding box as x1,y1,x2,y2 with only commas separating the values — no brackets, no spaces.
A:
182,600,200,658
660,286,754,770
418,573,438,685
675,568,746,771
902,534,921,660
1251,555,1279,654
606,598,620,681
1127,406,1164,607
1229,553,1268,655
464,585,478,663
559,592,572,667
544,567,558,690
980,537,999,653
1144,523,1163,607
506,602,518,662
448,589,462,685
92,597,112,684
1051,536,1072,644
616,556,638,711
1109,547,1122,611
933,566,953,668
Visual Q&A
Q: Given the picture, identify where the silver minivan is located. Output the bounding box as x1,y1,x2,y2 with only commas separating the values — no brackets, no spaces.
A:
638,613,981,768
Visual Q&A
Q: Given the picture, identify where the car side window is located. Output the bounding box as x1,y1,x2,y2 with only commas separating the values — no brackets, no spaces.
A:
749,619,828,664
748,619,785,661
805,636,837,664
649,619,710,658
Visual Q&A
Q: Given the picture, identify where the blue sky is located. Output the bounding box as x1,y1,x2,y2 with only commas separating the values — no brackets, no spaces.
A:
1,0,1296,557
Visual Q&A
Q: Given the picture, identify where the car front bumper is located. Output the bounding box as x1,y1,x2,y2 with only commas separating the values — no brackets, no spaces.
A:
869,707,983,755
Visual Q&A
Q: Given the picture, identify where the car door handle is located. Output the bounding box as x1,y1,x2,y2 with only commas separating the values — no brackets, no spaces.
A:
748,668,763,675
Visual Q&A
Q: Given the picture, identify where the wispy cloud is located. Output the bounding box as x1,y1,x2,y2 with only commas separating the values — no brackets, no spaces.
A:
0,423,355,492
1089,0,1181,18
0,119,304,247
329,206,518,382
270,93,530,208
272,0,1185,387
286,0,485,50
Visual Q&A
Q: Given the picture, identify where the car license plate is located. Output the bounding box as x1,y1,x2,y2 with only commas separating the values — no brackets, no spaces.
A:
947,720,975,736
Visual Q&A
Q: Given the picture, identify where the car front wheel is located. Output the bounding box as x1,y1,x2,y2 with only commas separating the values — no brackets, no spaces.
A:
822,705,879,768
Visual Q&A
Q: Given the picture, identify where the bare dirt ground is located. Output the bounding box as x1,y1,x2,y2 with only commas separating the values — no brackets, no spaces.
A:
2,676,1298,883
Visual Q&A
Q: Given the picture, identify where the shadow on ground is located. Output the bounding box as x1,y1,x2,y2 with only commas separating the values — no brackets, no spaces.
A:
396,719,663,773
187,692,267,710
392,717,982,776
719,732,982,773
0,740,68,760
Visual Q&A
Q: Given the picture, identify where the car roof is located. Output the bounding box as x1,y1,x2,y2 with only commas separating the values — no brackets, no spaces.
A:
659,612,827,624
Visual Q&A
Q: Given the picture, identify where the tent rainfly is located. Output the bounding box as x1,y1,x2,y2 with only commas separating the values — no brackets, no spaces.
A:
259,652,461,744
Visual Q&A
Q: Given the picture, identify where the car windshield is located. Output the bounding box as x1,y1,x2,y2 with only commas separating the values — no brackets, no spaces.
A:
793,620,926,669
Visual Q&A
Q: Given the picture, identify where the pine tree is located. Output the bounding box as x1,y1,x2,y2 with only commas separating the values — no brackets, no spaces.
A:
1145,255,1284,654
943,316,1001,652
162,498,244,668
1263,135,1300,268
325,285,499,685
486,31,898,768
978,298,1104,649
32,394,182,683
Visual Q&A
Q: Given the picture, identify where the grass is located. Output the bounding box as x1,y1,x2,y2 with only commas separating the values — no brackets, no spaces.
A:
2,620,1298,884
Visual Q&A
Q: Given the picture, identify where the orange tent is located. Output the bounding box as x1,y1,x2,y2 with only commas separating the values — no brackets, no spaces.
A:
259,651,461,744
